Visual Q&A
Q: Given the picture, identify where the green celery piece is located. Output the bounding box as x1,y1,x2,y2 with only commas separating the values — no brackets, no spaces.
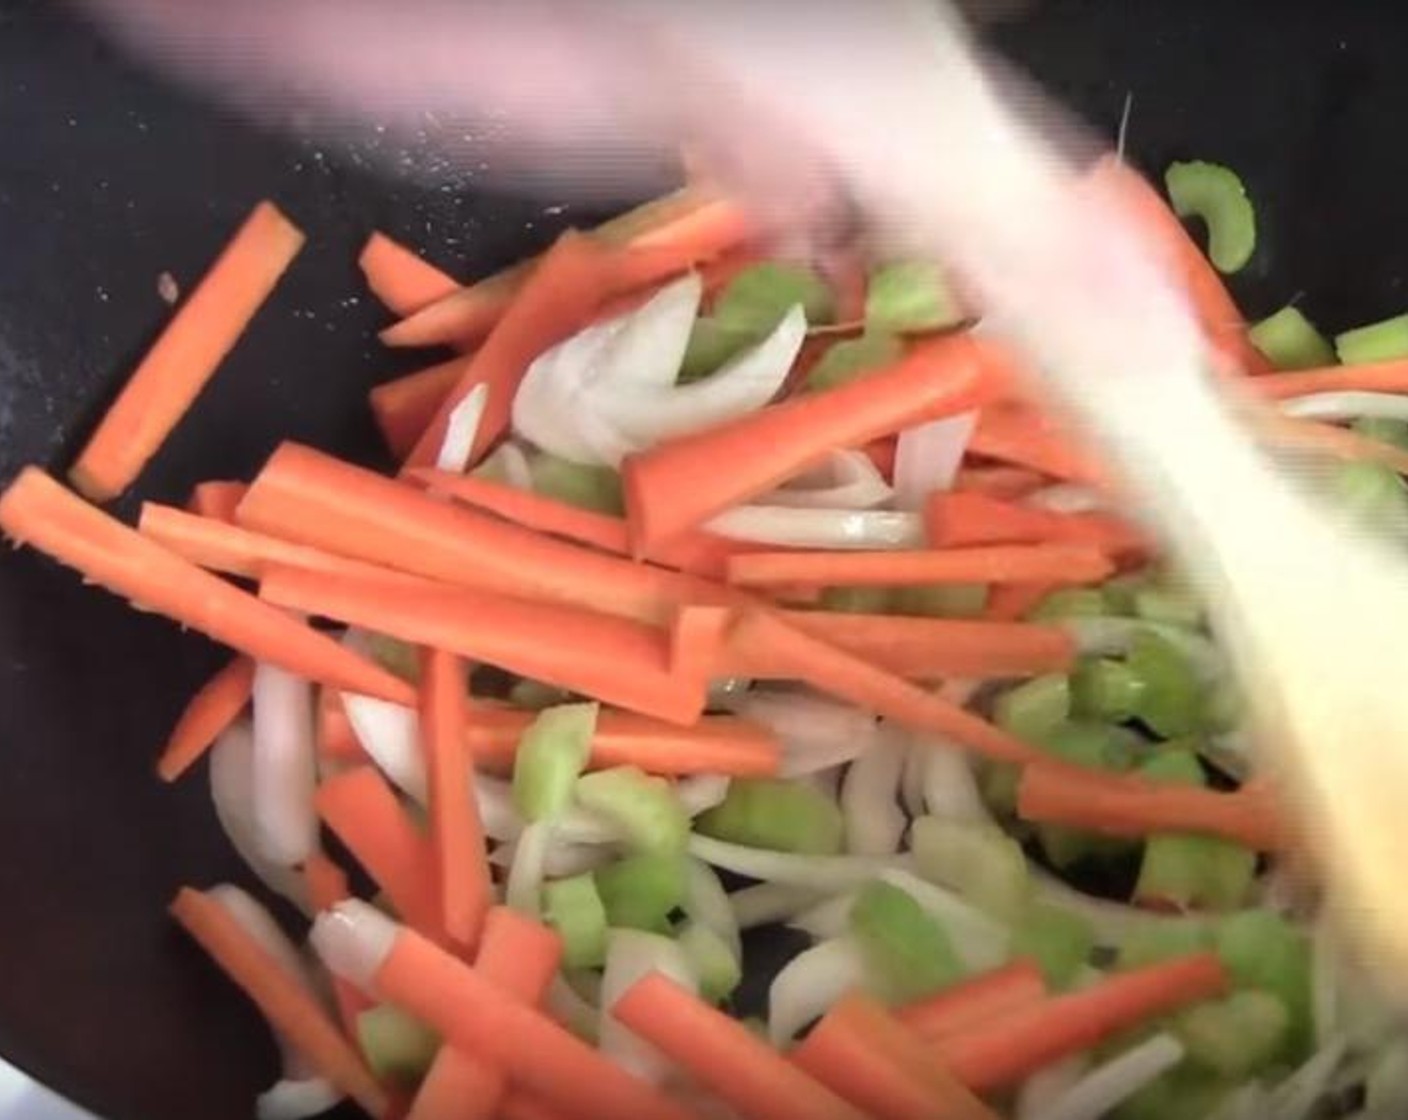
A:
1328,459,1408,533
1215,910,1314,1060
978,761,1021,818
1175,990,1289,1078
1071,657,1146,723
1164,160,1256,274
806,332,906,392
678,317,757,383
714,261,834,334
1335,313,1408,364
910,816,1031,925
593,852,687,933
1027,587,1109,621
818,585,895,614
850,880,964,1005
890,582,989,619
1248,305,1336,370
1010,902,1095,989
366,633,421,683
1132,586,1204,629
1353,415,1408,451
1202,680,1243,736
1117,922,1216,972
678,921,742,1003
511,703,599,822
1112,1067,1234,1120
575,765,689,854
864,261,962,334
528,451,624,515
993,674,1071,742
1126,631,1205,738
356,1006,440,1087
695,778,845,855
1099,573,1151,616
543,873,608,969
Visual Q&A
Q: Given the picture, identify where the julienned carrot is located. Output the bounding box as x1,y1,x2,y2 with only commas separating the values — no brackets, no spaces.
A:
358,232,460,317
238,443,737,626
69,202,304,501
0,469,413,706
728,544,1115,590
926,492,1147,558
1257,411,1408,476
170,887,388,1117
1252,360,1408,400
612,972,866,1120
672,605,733,689
419,649,490,952
1017,763,1286,851
724,609,1044,766
303,853,372,1038
983,582,1057,622
934,952,1229,1093
369,359,465,462
792,991,999,1120
315,767,441,935
318,688,365,763
968,406,1102,484
260,564,708,727
954,465,1050,500
368,918,692,1120
463,707,779,777
499,1094,572,1120
896,959,1048,1041
187,480,248,523
156,657,254,782
623,334,1008,556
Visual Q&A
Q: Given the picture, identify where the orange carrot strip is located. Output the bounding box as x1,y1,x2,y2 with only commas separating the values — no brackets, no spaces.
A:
623,334,1005,556
156,657,254,782
303,853,372,1039
318,688,365,763
187,480,248,523
612,971,865,1120
1258,412,1408,476
671,604,733,688
69,202,303,501
359,232,460,317
315,767,441,935
1252,360,1408,400
954,465,1049,500
793,991,999,1120
170,887,388,1116
968,407,1102,483
420,649,491,951
369,360,465,462
728,544,1115,590
724,609,1043,765
499,1094,572,1120
935,953,1229,1094
926,492,1147,560
983,582,1056,622
896,959,1048,1041
261,565,707,726
0,469,413,705
238,443,736,626
1017,763,1286,851
464,707,779,777
371,920,692,1120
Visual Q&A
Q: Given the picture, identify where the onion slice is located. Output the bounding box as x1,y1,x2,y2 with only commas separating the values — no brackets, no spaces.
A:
1025,1034,1184,1120
435,382,489,473
1280,391,1408,424
735,691,882,777
766,451,894,510
340,692,425,804
840,730,907,855
251,663,318,866
892,411,978,508
600,929,696,1083
688,834,903,892
767,936,868,1045
703,505,924,549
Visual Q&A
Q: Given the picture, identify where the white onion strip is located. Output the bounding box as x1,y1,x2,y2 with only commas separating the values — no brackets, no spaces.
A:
787,891,857,941
684,859,742,962
435,382,488,472
340,692,425,803
767,450,894,510
600,929,696,1083
704,505,924,549
689,834,903,892
921,738,993,825
893,411,978,508
1280,391,1408,424
879,868,1009,972
1025,484,1106,513
735,691,881,777
251,663,318,866
728,882,826,929
840,732,908,855
504,820,552,914
1026,1034,1184,1120
767,936,869,1045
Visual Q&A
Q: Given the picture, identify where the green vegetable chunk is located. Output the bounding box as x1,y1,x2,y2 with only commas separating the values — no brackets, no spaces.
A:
1352,415,1408,451
511,703,599,823
575,765,689,853
366,633,421,683
1175,990,1289,1078
714,261,833,334
993,674,1071,742
1027,587,1109,621
1113,1066,1234,1120
806,332,906,392
695,778,845,855
911,816,1031,924
528,451,624,514
1010,902,1095,989
890,582,989,619
864,261,962,334
1132,586,1204,629
356,1005,440,1087
1126,632,1205,737
543,873,609,969
678,316,758,382
1116,921,1215,972
1164,160,1256,274
1329,459,1408,535
850,880,964,1004
817,585,895,614
1248,305,1336,370
593,852,687,933
1071,657,1147,723
1215,910,1314,1060
678,921,742,1003
1335,313,1408,364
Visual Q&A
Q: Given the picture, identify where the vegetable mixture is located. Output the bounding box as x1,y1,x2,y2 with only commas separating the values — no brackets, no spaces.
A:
5,149,1408,1120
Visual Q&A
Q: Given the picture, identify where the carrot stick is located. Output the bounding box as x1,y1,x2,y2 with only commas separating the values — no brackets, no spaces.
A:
499,1094,572,1120
359,232,460,317
728,544,1115,590
896,959,1048,1041
623,334,1007,555
315,767,441,935
464,707,779,777
260,565,708,727
0,468,413,705
369,360,464,462
612,971,865,1120
792,991,1000,1120
968,407,1102,483
954,465,1049,499
926,492,1147,558
156,657,255,782
69,202,304,501
1256,411,1408,476
1252,360,1408,400
723,609,1044,765
187,480,248,523
420,649,491,952
671,604,733,688
369,919,693,1120
1017,763,1286,851
170,887,389,1117
983,582,1056,622
318,687,365,763
934,952,1229,1093
303,853,373,1038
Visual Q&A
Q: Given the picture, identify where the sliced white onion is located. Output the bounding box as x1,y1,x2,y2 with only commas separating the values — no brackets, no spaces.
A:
689,834,904,892
893,411,978,508
921,739,993,825
1025,483,1106,514
256,1078,342,1120
504,819,552,915
1266,1038,1349,1120
767,936,868,1045
703,504,925,549
878,868,1008,971
310,900,398,992
436,382,489,472
1062,617,1224,683
340,692,425,804
899,739,929,818
251,663,318,866
728,882,826,930
209,723,312,913
1207,1083,1270,1120
1280,391,1408,424
473,439,534,490
600,929,697,1083
767,450,894,510
490,835,613,878
474,775,620,844
1016,1058,1091,1120
678,774,732,817
787,891,856,941
593,272,703,390
1030,868,1206,949
684,859,742,962
735,691,882,777
548,974,601,1041
1025,1034,1184,1120
840,732,908,855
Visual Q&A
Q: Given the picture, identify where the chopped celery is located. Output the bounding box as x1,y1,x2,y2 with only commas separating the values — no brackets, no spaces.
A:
543,873,609,969
528,451,624,514
1164,160,1256,274
575,765,689,854
1113,1066,1234,1120
678,921,742,1003
910,816,1031,924
714,261,834,334
1215,910,1314,1060
890,582,989,619
511,702,598,822
695,778,845,855
1335,313,1408,364
1328,459,1408,531
1010,902,1095,989
1117,922,1216,972
593,852,687,933
1132,586,1203,629
678,317,756,383
817,585,895,614
1071,657,1146,723
508,678,572,711
1126,632,1204,738
1028,587,1110,621
850,879,964,1004
1032,721,1142,867
806,332,905,392
1175,990,1289,1078
1098,573,1151,616
993,674,1071,742
864,261,962,334
1353,414,1408,451
356,1005,440,1087
366,633,421,683
1249,305,1336,370
978,761,1021,818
